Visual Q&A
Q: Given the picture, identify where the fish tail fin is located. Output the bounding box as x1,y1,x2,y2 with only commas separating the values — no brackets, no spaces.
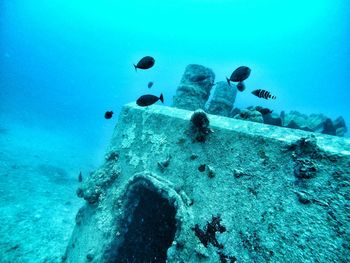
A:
133,64,137,71
226,77,231,86
159,93,164,103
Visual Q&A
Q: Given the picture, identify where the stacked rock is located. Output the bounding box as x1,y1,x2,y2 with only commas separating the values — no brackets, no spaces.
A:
206,81,237,117
172,64,215,111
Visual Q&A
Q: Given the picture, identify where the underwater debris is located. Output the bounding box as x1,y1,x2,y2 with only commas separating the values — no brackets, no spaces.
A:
233,168,250,178
86,251,94,262
190,154,198,160
157,155,171,172
294,158,318,179
281,111,347,136
192,215,226,249
134,56,155,71
287,136,320,159
226,66,251,86
147,81,154,88
104,111,113,119
78,171,83,182
218,251,237,263
293,190,312,204
136,93,164,107
251,89,276,100
207,165,215,178
190,110,212,142
198,164,206,172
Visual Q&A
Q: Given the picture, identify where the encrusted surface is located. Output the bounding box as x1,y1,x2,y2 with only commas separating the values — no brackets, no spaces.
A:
65,103,350,262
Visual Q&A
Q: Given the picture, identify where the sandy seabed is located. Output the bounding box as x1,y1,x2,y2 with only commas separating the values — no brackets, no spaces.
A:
0,121,98,262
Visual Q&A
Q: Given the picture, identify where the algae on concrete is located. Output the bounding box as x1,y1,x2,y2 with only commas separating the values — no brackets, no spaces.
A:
64,103,350,262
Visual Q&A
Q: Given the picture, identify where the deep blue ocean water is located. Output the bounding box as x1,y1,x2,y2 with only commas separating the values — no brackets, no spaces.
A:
0,0,349,261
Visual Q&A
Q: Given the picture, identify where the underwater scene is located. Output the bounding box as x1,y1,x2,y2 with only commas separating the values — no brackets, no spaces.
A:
1,0,350,262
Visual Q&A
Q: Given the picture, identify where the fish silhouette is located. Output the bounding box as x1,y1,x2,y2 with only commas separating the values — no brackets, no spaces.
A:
104,111,113,119
226,66,251,86
251,89,276,100
136,94,164,107
134,56,155,71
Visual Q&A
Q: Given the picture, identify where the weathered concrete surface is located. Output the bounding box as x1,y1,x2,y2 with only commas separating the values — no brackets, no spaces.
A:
173,64,215,111
64,103,350,263
206,81,237,117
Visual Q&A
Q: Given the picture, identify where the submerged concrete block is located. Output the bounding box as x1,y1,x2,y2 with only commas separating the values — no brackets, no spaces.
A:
206,81,237,117
64,103,350,263
172,64,215,111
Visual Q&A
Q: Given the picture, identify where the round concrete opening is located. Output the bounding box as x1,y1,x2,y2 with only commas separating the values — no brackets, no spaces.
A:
109,186,177,263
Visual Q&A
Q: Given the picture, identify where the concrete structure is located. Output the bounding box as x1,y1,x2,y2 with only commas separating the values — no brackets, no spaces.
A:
173,64,215,111
64,103,350,262
206,81,237,117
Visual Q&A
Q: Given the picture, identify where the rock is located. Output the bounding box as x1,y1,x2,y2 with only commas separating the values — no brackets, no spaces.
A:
247,106,282,127
206,81,237,117
334,117,348,136
282,111,347,137
173,64,215,110
262,113,282,127
233,109,263,123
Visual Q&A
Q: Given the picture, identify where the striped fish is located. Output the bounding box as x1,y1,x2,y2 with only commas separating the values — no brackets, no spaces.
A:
251,89,276,100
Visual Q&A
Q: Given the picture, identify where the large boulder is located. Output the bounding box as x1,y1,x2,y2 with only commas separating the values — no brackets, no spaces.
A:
206,81,237,117
172,64,215,111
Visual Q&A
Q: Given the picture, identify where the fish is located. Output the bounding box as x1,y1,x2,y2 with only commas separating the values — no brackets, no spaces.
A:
148,81,154,88
255,106,273,115
136,93,164,107
78,171,83,182
134,56,155,71
104,111,113,119
226,66,251,86
251,89,276,100
236,81,245,92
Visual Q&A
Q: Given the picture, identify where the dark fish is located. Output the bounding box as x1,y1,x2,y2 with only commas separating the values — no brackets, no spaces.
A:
104,111,113,119
136,93,164,107
78,171,83,182
226,66,251,86
134,56,155,71
148,81,154,88
236,81,246,92
255,106,273,115
251,89,276,100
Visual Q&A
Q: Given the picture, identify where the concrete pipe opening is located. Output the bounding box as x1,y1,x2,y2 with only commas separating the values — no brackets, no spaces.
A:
108,185,177,263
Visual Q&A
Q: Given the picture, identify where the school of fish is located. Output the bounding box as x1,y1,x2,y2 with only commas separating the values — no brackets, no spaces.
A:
104,56,277,119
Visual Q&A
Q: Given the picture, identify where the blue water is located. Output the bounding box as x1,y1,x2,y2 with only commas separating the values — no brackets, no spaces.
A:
0,0,349,261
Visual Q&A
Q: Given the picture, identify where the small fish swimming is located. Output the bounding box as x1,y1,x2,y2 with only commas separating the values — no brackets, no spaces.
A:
78,171,83,182
148,81,154,88
134,56,155,71
226,66,251,86
104,111,113,119
236,81,245,92
251,89,276,100
136,93,164,107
